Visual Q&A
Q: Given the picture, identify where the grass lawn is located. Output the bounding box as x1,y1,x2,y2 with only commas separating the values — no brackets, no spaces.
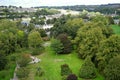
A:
111,25,120,35
26,42,104,80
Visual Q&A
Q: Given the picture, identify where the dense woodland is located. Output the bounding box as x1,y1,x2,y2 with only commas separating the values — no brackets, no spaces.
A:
0,7,120,80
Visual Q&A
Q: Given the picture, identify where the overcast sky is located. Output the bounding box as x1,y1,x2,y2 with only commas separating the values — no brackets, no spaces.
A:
0,0,120,7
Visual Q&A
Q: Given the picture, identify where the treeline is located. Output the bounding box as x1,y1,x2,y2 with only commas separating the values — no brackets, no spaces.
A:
41,4,120,15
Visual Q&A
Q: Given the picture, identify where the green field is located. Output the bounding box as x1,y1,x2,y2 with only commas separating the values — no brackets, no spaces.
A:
111,25,120,35
26,42,104,80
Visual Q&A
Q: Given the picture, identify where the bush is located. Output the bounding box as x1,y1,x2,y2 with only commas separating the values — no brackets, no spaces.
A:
67,74,78,80
17,54,31,67
16,67,30,78
61,64,72,76
79,57,96,79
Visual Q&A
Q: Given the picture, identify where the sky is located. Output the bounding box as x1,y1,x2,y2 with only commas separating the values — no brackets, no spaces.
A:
0,0,120,7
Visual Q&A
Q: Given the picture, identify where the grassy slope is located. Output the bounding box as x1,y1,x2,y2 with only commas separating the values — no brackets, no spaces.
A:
111,25,120,35
27,43,104,80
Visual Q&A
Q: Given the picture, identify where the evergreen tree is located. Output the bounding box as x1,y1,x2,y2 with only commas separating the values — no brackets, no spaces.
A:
79,56,96,79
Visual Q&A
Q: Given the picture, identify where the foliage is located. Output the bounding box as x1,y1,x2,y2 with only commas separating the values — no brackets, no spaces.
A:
97,35,120,71
61,64,72,76
64,18,84,39
106,16,114,25
50,15,71,37
35,28,47,37
57,34,72,54
16,67,30,78
0,53,7,70
79,57,96,79
51,38,64,54
17,54,31,67
0,20,18,54
91,15,109,25
28,30,43,48
67,74,78,80
104,55,120,80
35,9,60,16
75,22,106,59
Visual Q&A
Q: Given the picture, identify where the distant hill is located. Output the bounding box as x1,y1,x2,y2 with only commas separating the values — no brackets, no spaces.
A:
35,3,120,15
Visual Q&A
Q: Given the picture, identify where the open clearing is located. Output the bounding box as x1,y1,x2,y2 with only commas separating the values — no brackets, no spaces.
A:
26,43,104,80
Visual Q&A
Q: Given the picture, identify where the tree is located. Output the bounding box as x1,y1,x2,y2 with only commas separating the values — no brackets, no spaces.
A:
35,28,47,37
107,16,114,25
61,64,72,76
79,56,96,79
104,55,120,80
91,15,109,25
16,30,25,48
97,35,120,71
64,18,84,39
28,31,43,48
51,38,64,54
0,20,18,54
57,34,72,54
50,15,71,37
75,23,105,59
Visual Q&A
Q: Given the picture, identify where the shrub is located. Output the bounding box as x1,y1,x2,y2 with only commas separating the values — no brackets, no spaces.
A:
79,56,96,79
67,74,78,80
61,64,72,76
17,54,31,67
16,67,29,78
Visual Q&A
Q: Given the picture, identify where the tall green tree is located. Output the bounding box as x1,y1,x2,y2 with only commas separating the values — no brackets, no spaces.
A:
75,22,105,59
97,35,120,71
28,31,43,48
79,56,96,79
64,18,84,39
51,38,64,54
104,55,120,80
